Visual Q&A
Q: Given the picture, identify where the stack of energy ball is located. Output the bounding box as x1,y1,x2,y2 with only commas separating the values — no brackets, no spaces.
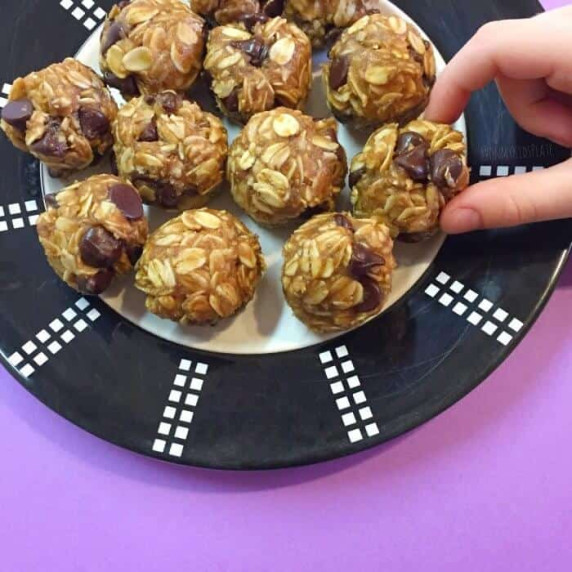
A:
0,0,469,333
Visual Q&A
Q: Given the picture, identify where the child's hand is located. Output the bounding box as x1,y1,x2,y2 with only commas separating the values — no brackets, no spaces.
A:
425,7,572,234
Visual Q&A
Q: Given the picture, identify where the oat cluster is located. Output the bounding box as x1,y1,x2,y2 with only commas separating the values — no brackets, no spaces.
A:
228,108,347,226
350,120,469,240
135,209,265,324
324,14,436,128
0,3,470,331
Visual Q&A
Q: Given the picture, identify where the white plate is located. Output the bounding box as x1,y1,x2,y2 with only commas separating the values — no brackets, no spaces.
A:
41,1,466,355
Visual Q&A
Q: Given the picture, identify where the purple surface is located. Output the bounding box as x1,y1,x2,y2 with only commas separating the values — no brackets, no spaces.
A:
1,1,572,570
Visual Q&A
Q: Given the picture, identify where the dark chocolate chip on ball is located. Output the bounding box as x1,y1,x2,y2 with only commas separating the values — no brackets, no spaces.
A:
126,244,143,266
349,243,384,278
349,167,366,188
138,120,159,142
222,89,239,113
155,182,179,208
80,226,123,268
329,56,350,90
103,71,139,97
79,108,110,140
430,149,464,190
263,0,284,18
232,38,269,68
1,98,33,132
77,269,115,295
395,132,426,155
355,278,383,313
239,13,268,32
31,119,67,157
101,21,125,54
108,183,144,220
156,92,181,114
334,214,354,232
394,143,429,182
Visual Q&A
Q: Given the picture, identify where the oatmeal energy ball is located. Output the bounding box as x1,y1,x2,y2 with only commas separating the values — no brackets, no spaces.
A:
0,59,117,177
135,209,265,324
350,120,470,241
113,92,228,209
191,0,284,28
37,175,148,295
228,108,347,226
324,14,436,128
284,0,379,47
204,17,312,123
99,0,206,99
282,212,396,333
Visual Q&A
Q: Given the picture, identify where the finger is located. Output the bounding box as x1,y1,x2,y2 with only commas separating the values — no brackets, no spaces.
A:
496,75,572,147
425,17,572,123
441,159,572,233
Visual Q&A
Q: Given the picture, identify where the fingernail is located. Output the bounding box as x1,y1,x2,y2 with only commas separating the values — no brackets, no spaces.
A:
443,208,481,233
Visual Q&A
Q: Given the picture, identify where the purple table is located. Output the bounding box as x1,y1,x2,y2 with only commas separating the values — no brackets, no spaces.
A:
1,1,571,569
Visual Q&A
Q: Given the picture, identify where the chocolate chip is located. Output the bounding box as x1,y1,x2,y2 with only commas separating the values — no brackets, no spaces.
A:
80,226,123,268
232,38,269,67
238,13,268,32
397,230,436,243
103,71,139,97
263,0,284,18
31,119,67,157
110,152,118,175
155,182,179,208
108,183,144,220
324,27,342,49
334,214,354,231
1,98,33,132
222,89,239,113
395,132,426,155
394,143,429,182
138,119,158,142
117,0,131,9
355,277,382,313
430,149,464,191
78,107,110,141
77,269,114,295
44,194,59,209
102,21,125,54
144,95,156,105
156,92,180,114
349,167,366,188
126,244,143,266
329,56,350,90
349,243,384,278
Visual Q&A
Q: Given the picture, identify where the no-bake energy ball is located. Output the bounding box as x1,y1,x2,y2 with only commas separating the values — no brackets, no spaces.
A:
282,212,396,332
37,175,148,295
191,0,284,28
228,108,347,226
113,92,228,210
204,17,312,123
350,120,470,241
323,14,436,128
99,0,206,99
135,209,266,324
284,0,379,47
1,58,117,177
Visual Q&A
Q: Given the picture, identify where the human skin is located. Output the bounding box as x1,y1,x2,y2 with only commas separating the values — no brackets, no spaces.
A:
425,6,572,233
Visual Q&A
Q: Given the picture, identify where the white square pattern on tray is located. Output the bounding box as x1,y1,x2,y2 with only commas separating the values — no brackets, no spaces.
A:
424,272,525,346
7,298,101,379
319,345,380,445
152,359,210,458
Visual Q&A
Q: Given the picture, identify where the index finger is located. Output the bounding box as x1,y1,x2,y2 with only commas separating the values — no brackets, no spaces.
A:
424,15,572,123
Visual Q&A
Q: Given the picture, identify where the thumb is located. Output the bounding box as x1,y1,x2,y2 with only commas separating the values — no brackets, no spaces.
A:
441,159,572,233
